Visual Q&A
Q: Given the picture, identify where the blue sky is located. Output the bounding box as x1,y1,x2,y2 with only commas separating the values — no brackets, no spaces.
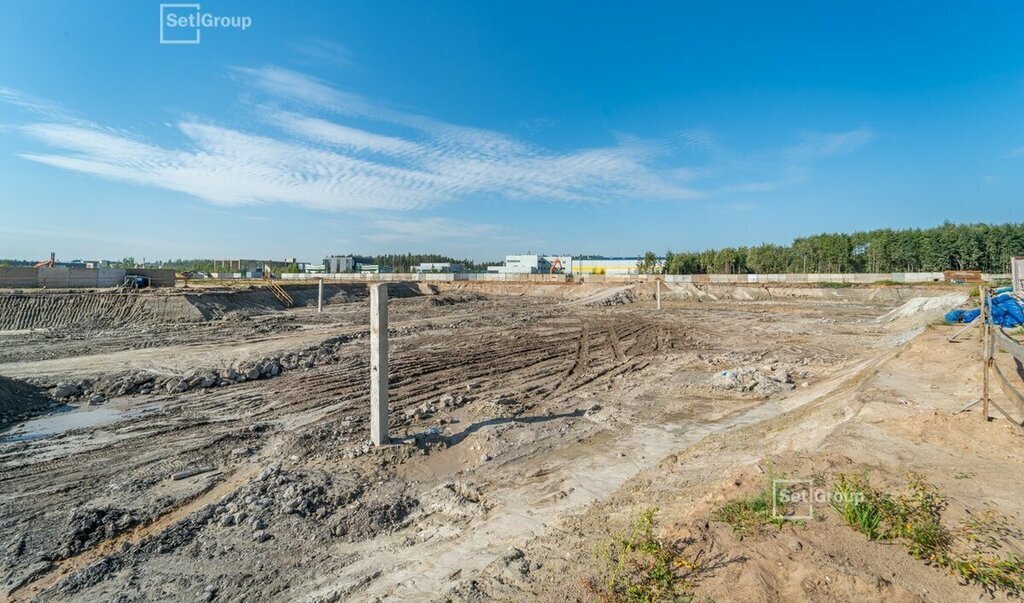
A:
1,1,1023,262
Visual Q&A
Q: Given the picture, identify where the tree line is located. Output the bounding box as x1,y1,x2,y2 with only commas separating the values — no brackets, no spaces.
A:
650,222,1024,275
367,253,494,272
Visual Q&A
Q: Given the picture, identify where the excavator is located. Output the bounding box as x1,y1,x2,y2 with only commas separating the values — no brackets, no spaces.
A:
33,252,55,269
548,257,565,281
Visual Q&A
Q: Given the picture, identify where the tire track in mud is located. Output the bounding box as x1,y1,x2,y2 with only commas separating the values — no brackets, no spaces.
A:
1,308,683,600
9,463,261,602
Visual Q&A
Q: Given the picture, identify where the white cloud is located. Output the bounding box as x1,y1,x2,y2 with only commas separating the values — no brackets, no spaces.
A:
3,68,876,214
366,217,499,243
290,38,355,69
782,128,876,160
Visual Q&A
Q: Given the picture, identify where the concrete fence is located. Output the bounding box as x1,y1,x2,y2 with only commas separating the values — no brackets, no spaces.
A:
280,271,1010,285
0,267,177,288
0,267,38,288
281,272,572,283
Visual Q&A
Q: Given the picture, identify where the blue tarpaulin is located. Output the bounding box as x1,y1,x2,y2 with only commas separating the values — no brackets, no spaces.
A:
945,293,1024,328
989,293,1024,328
945,308,982,323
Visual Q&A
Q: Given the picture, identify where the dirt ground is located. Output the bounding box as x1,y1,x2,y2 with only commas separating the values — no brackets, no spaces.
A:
1,281,1021,602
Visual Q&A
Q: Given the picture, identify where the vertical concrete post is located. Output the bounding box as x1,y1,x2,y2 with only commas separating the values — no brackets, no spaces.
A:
981,287,990,421
318,278,324,313
370,283,389,445
656,279,662,311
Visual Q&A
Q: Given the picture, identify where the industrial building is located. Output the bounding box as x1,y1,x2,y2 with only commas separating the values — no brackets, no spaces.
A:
211,259,304,277
572,257,659,276
324,256,356,273
487,255,572,274
415,262,465,273
322,255,388,273
483,255,661,276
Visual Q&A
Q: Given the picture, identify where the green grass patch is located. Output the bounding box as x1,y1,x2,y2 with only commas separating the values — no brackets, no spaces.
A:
586,508,704,602
813,281,854,288
831,473,1024,596
711,467,789,538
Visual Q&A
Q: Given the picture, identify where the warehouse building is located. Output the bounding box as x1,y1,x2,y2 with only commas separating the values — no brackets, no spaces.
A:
487,255,572,274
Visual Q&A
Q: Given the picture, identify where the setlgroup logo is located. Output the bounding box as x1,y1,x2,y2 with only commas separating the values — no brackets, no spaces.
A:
159,4,253,44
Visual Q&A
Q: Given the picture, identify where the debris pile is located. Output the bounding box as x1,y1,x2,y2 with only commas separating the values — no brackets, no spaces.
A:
711,364,811,398
590,289,636,307
0,374,57,425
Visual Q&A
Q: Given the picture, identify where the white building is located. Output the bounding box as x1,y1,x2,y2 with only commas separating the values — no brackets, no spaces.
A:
488,255,572,274
324,256,355,273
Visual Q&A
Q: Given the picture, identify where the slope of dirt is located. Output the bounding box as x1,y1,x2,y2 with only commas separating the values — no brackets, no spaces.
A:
0,375,56,425
460,327,1024,603
0,292,206,331
0,284,424,332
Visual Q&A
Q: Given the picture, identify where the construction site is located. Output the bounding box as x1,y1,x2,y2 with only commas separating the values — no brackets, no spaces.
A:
1,274,1023,602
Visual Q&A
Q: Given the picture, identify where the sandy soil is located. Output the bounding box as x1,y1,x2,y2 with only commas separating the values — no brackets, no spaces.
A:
1,281,1020,602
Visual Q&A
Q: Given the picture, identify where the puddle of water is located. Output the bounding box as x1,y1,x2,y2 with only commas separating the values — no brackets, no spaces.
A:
0,403,163,443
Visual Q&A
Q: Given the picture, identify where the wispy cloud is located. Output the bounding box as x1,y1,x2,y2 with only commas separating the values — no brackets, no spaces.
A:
1009,146,1024,158
782,128,876,160
3,67,876,214
365,217,500,243
290,38,356,69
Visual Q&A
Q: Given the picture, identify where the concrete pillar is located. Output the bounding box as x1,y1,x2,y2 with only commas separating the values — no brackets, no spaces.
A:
369,283,389,445
318,278,324,313
656,279,662,311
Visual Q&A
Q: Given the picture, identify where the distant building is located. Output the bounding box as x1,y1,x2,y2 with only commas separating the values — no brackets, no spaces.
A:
211,259,300,277
414,262,465,273
356,263,391,273
323,255,378,273
324,256,355,273
488,255,572,274
572,257,653,276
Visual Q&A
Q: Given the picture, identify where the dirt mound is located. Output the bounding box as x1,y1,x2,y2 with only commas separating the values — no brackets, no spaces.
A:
876,293,968,328
588,289,637,307
0,375,57,426
427,292,489,307
0,292,205,331
710,363,811,398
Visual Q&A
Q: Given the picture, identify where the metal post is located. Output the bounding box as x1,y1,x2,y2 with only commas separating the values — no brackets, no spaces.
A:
370,283,389,445
656,279,661,311
318,278,324,313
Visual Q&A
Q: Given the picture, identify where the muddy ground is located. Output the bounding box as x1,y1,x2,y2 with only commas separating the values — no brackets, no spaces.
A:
1,281,1021,602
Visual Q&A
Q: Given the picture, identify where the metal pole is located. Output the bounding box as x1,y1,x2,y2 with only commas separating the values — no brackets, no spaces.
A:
318,278,324,313
370,283,389,445
656,279,661,310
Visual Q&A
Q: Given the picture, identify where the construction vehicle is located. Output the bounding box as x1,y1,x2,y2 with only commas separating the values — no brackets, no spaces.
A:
123,275,151,289
33,252,55,269
549,258,564,274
